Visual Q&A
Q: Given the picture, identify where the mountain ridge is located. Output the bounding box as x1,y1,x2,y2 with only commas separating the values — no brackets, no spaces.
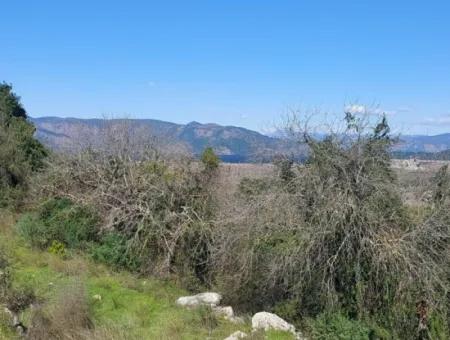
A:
30,116,302,162
30,116,450,162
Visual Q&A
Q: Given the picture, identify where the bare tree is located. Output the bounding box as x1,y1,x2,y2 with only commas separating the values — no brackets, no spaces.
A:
31,119,214,280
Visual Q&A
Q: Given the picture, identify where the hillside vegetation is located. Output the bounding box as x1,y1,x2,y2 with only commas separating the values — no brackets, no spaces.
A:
0,212,294,340
1,83,449,339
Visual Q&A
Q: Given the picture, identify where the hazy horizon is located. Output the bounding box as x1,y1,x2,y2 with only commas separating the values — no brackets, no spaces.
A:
30,115,450,138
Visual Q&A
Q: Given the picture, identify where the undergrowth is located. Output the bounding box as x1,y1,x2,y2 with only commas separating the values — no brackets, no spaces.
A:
0,211,294,339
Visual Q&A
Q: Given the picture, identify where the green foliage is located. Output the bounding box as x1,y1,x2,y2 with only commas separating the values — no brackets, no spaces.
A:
306,313,373,340
48,240,67,257
0,250,36,316
273,299,301,322
0,82,48,207
201,147,220,171
90,233,140,271
428,313,450,340
1,218,260,340
0,83,26,121
17,198,99,249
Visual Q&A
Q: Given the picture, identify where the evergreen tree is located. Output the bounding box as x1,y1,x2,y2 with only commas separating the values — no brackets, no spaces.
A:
0,82,47,206
200,147,220,172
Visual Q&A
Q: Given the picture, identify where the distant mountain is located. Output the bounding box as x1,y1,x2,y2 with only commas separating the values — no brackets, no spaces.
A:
392,149,450,161
393,134,450,153
31,117,303,162
30,117,450,162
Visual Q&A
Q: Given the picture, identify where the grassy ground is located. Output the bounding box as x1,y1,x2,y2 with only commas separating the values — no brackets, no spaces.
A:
0,211,294,340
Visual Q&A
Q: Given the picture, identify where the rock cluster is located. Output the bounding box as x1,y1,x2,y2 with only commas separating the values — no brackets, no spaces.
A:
176,292,244,324
176,292,306,339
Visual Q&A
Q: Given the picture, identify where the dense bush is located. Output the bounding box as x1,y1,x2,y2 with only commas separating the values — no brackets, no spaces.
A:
0,82,47,207
90,232,140,270
212,113,450,338
17,198,99,249
30,124,216,281
306,312,373,340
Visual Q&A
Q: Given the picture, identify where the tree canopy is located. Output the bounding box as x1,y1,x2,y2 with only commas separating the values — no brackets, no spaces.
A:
0,82,47,206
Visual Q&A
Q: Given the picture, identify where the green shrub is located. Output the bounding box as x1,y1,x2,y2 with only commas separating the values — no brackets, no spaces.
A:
201,147,220,171
428,312,450,340
90,233,140,270
306,313,373,340
16,213,49,249
17,198,99,249
0,82,48,208
48,240,66,257
273,299,301,323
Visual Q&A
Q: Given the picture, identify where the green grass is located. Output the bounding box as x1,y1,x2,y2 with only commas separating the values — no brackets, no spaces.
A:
0,211,295,340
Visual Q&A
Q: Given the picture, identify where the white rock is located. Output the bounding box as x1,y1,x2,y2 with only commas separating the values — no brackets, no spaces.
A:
224,330,247,340
252,311,296,334
213,306,234,318
176,292,222,307
212,306,244,323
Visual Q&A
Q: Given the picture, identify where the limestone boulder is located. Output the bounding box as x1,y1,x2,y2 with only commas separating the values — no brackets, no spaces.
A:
176,292,222,307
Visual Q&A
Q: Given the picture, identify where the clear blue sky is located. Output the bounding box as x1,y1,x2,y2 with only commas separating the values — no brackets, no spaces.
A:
2,1,450,135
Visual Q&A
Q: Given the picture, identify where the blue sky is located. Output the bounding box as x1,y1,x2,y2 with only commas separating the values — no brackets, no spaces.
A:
1,1,450,135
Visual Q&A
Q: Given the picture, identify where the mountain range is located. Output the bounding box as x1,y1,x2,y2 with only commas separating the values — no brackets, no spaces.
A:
31,117,302,162
31,117,450,162
391,134,450,153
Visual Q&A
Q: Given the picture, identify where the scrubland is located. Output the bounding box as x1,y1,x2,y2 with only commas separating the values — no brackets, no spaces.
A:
1,84,449,339
1,210,297,340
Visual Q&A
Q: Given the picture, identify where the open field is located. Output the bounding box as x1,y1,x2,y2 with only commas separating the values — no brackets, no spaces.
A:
217,159,450,187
